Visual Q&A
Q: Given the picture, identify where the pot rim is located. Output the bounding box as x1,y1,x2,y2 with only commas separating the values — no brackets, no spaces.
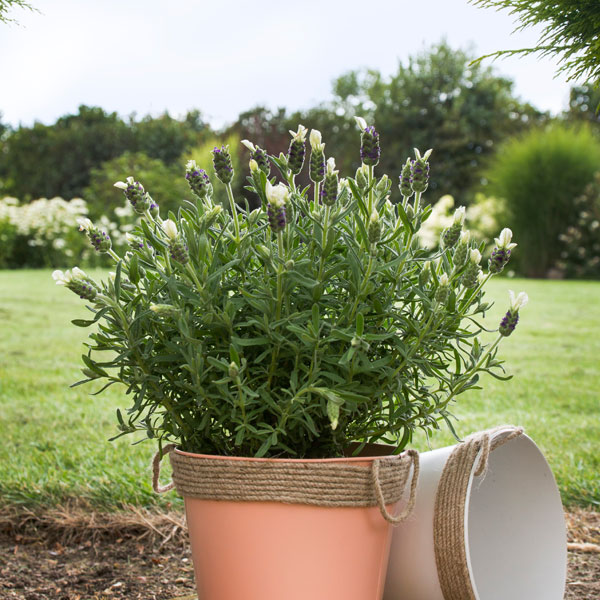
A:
174,447,402,464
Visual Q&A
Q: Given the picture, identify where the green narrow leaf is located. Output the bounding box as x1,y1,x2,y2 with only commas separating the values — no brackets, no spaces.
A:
229,344,240,365
312,304,320,334
396,203,415,233
255,436,273,458
128,254,140,285
356,313,364,337
326,396,343,430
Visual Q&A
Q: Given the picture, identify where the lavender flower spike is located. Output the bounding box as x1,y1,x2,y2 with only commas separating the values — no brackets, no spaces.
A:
52,267,98,301
489,228,518,274
442,206,466,249
186,160,212,199
114,176,152,214
212,146,234,184
77,217,111,253
453,230,470,267
368,209,382,244
435,272,451,305
356,117,380,166
266,181,289,233
309,129,326,183
241,139,270,175
411,148,432,194
462,249,482,288
499,290,529,336
287,125,307,175
321,158,339,207
399,158,414,198
162,219,189,265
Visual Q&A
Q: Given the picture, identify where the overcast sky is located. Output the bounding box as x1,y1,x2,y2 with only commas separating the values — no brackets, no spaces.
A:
0,0,577,128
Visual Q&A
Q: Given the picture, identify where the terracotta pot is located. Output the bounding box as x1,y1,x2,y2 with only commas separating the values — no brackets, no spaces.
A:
384,429,567,600
177,450,413,600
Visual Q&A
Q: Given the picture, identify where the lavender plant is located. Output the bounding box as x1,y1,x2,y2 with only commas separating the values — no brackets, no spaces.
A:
56,120,526,458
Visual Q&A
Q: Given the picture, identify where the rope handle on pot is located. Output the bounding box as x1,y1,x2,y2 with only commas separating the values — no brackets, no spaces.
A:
152,444,176,494
471,425,524,477
433,425,525,600
371,449,420,525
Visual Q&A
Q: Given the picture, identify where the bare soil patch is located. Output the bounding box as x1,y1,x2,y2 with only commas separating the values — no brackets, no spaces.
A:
0,506,598,599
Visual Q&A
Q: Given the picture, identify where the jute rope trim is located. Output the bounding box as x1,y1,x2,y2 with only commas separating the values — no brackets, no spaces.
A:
152,446,420,525
433,425,524,600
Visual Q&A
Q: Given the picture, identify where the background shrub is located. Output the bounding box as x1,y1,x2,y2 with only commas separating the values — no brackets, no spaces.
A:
84,152,191,220
485,124,600,277
416,193,503,251
556,173,600,279
0,196,111,268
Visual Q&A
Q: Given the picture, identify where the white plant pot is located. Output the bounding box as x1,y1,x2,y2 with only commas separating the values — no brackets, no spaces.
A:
384,429,567,600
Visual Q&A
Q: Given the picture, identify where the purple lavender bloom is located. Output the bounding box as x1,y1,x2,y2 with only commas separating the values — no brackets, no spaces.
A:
186,161,212,198
114,177,152,214
321,171,339,206
360,125,380,166
310,148,326,183
411,158,430,194
169,238,189,265
89,229,111,253
499,309,519,336
212,146,234,184
287,138,306,175
399,158,413,198
488,247,511,274
267,203,286,233
252,146,270,175
78,218,111,253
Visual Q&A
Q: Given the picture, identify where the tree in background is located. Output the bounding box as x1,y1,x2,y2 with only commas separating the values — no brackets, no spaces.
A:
228,106,289,154
0,0,35,24
471,1,600,85
327,42,543,201
0,106,134,201
226,43,541,205
566,83,600,125
133,109,208,165
0,106,209,201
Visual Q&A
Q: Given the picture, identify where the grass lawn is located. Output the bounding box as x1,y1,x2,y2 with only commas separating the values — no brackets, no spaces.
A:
0,269,598,510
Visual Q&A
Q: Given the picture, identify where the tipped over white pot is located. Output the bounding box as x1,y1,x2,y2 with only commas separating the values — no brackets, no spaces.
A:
384,427,567,600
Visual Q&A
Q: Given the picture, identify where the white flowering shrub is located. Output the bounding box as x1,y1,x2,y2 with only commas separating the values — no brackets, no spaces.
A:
417,193,503,251
0,196,129,268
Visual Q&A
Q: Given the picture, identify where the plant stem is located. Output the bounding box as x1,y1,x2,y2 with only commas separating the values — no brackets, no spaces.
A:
414,191,421,215
458,272,493,314
347,247,375,323
266,231,287,390
186,264,203,294
226,183,241,243
276,231,285,320
367,165,375,215
318,205,331,281
107,249,121,263
236,378,246,422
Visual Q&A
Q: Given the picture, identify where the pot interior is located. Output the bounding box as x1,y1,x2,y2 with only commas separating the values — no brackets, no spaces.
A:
465,434,567,600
